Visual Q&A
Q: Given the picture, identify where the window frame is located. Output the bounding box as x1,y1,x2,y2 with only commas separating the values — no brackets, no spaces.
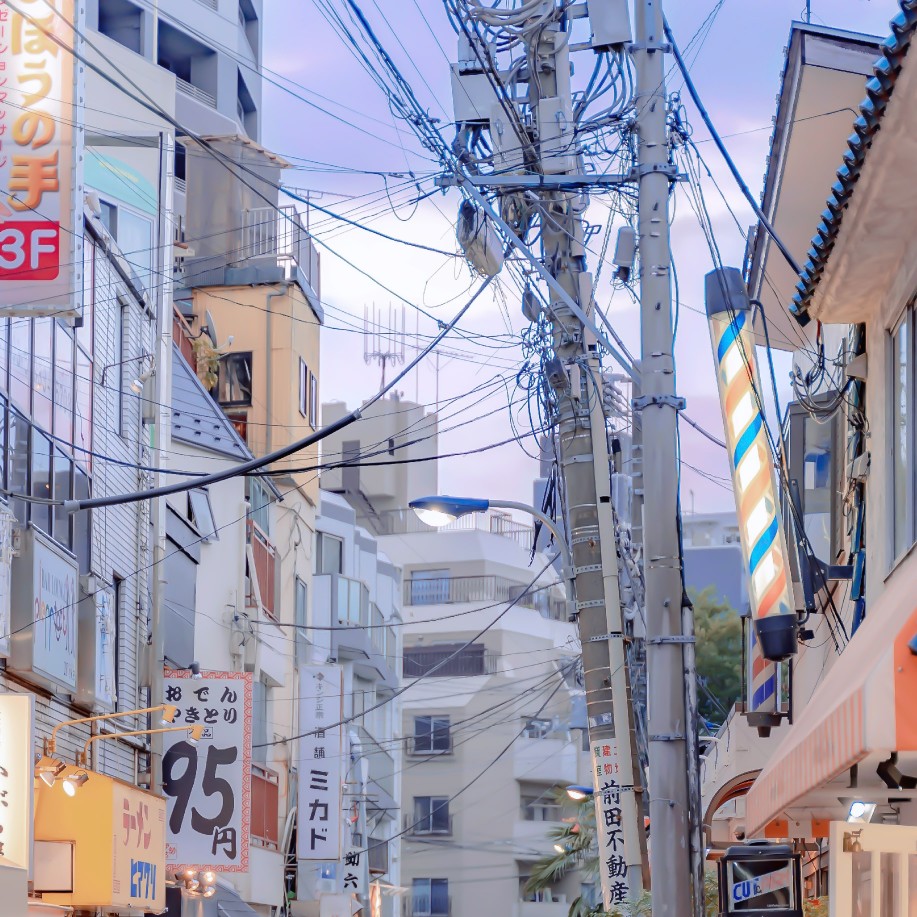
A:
413,796,450,835
413,715,451,754
188,487,218,542
315,532,343,575
890,308,915,565
309,371,317,430
412,878,449,917
298,358,308,418
295,576,309,665
217,351,254,408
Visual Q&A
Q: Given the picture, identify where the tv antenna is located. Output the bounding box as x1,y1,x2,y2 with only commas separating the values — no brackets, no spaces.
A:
364,304,406,388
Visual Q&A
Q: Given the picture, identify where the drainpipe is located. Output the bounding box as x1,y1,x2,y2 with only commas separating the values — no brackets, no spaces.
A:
264,284,291,458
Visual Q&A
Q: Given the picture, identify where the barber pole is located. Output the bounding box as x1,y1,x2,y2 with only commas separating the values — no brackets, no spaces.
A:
706,268,798,663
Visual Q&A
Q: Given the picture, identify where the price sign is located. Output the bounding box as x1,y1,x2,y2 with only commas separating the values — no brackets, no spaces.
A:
162,670,252,871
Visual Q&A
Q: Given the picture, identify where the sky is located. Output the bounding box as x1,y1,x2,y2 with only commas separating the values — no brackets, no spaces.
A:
259,0,893,514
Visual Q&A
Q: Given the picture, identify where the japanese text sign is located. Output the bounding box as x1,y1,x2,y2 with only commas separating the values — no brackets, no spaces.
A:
591,739,629,907
0,0,84,318
0,692,33,868
9,525,78,693
162,670,252,872
297,664,343,861
111,780,166,910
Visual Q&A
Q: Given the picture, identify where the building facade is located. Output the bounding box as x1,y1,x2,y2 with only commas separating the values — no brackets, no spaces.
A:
701,9,917,912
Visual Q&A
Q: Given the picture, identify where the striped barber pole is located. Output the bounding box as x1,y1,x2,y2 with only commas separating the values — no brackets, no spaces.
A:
708,298,795,635
748,624,779,715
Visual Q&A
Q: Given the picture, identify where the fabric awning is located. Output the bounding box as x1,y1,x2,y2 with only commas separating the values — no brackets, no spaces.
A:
745,581,917,836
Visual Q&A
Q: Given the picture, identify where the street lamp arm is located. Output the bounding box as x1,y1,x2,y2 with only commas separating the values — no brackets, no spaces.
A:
77,724,204,767
45,703,179,756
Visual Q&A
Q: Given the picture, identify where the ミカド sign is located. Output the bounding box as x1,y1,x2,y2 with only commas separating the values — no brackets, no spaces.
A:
162,670,252,872
0,0,84,318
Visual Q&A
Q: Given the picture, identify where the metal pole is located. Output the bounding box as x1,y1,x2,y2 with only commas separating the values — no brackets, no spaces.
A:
630,2,696,913
520,21,646,908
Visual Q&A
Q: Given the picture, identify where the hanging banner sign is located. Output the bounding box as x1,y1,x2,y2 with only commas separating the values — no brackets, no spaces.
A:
298,664,344,861
591,740,629,908
0,0,84,318
162,670,252,872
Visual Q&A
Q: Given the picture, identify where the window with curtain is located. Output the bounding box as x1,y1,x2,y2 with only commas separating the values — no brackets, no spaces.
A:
412,879,448,916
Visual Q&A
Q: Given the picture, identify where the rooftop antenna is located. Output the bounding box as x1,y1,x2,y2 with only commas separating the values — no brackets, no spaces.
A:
363,303,406,389
803,0,811,22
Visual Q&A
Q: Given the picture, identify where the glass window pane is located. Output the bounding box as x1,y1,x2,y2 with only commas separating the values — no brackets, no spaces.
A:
337,576,348,625
54,324,74,446
188,487,217,540
894,320,910,557
117,208,153,291
803,414,833,560
9,319,30,413
53,449,73,550
31,432,52,534
33,318,52,431
7,411,28,523
75,347,92,467
0,318,8,394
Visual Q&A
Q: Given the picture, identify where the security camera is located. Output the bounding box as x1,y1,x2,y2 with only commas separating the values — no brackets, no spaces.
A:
189,661,202,679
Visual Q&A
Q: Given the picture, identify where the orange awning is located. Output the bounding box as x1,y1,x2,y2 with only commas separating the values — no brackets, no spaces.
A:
745,582,917,836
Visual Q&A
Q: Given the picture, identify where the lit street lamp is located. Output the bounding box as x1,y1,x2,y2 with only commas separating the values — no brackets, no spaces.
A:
408,495,575,609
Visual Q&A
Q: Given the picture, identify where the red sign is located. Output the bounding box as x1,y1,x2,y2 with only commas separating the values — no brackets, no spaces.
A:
0,220,60,279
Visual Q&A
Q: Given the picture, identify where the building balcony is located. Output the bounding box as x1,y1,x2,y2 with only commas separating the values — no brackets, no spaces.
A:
513,736,578,784
176,75,216,108
247,519,276,620
516,900,570,917
403,574,566,620
403,643,498,678
240,205,320,299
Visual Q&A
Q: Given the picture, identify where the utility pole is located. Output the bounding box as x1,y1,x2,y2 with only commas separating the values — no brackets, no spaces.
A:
631,1,699,914
521,18,647,910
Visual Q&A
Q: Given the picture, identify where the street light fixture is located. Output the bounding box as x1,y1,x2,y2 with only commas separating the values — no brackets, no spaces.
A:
565,785,594,801
43,703,181,757
76,724,205,768
408,495,575,608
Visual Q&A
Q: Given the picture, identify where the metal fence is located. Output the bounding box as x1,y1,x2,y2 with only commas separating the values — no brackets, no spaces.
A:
176,76,216,108
404,574,566,620
403,643,498,678
240,205,320,295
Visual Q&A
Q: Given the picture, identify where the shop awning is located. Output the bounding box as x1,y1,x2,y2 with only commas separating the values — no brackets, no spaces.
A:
745,584,917,836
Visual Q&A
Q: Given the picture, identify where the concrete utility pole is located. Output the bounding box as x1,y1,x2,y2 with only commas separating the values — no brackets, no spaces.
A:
630,1,698,914
520,18,647,910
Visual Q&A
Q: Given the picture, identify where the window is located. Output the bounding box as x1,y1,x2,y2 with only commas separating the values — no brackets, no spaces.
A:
113,575,124,710
252,676,270,764
248,478,271,535
315,533,343,575
521,794,563,822
519,878,552,903
299,358,308,417
522,717,552,739
188,487,218,541
403,643,488,677
117,302,126,435
412,879,448,917
413,716,451,754
409,569,450,605
413,797,450,834
96,198,153,291
295,576,309,666
309,371,317,429
217,352,253,407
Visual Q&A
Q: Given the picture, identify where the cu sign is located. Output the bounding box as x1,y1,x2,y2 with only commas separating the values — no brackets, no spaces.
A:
0,221,60,280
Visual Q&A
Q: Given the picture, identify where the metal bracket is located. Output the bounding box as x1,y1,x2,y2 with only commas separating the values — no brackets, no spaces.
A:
649,733,685,742
632,394,686,412
628,41,672,53
576,599,605,610
627,162,679,180
574,564,603,575
647,636,696,645
586,633,624,643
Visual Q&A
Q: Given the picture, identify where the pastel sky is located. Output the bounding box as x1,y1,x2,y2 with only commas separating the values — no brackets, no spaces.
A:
260,0,892,512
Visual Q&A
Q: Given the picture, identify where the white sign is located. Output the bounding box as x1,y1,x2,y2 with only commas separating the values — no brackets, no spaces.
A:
0,0,84,319
298,665,343,861
0,692,34,868
162,670,252,872
731,864,793,905
76,583,116,711
341,813,367,897
0,509,13,658
591,739,629,908
10,526,78,693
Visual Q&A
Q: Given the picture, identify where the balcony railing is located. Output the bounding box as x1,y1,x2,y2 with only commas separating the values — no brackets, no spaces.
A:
191,0,218,9
176,76,217,109
403,644,498,678
404,575,567,620
374,507,534,550
250,764,279,849
247,520,276,619
241,205,320,296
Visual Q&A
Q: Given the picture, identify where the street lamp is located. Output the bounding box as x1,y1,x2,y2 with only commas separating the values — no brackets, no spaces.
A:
408,495,575,608
43,703,181,757
76,723,205,768
565,785,594,801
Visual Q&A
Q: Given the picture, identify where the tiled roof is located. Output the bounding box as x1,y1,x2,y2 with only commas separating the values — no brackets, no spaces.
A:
791,0,917,324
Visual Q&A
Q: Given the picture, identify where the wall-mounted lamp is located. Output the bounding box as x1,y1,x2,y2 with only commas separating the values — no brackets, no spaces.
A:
76,724,204,768
43,703,181,758
99,352,153,389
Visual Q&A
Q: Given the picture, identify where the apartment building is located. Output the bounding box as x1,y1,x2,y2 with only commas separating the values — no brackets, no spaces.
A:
299,492,404,913
701,11,917,912
321,396,592,917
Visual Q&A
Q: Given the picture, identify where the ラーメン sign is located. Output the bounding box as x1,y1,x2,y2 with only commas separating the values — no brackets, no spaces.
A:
0,0,84,318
